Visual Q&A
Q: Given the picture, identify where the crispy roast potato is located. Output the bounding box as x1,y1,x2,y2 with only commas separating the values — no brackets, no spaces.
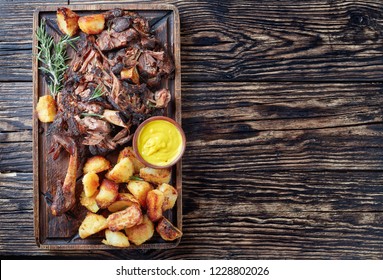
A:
139,167,171,185
117,147,145,174
95,179,119,209
125,215,154,245
106,204,143,232
158,183,178,211
80,191,100,213
82,172,99,197
36,95,57,123
102,229,130,247
106,157,134,183
79,212,107,239
121,67,140,84
156,217,182,241
146,189,164,222
78,14,105,35
127,180,153,208
57,7,79,37
107,193,139,213
83,156,111,174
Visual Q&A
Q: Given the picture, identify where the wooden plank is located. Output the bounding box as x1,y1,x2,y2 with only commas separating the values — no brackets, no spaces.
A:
0,131,32,143
181,82,383,171
182,171,383,213
0,82,33,131
1,169,382,259
0,142,32,173
182,82,383,131
3,0,383,81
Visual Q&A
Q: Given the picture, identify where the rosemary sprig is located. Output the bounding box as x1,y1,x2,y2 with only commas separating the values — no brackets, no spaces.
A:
89,84,106,100
36,19,78,97
81,113,105,118
129,176,144,181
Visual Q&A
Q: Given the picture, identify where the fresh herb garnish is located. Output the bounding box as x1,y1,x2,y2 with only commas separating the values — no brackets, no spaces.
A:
129,176,144,181
81,113,104,118
89,84,106,100
36,19,78,97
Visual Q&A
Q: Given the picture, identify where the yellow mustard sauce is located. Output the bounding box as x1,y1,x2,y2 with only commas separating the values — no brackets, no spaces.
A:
137,120,183,166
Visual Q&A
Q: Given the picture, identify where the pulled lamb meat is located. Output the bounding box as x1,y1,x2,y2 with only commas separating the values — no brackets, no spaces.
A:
49,9,174,216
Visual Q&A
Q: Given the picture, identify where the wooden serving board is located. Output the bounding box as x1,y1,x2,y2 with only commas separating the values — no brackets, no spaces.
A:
32,4,181,250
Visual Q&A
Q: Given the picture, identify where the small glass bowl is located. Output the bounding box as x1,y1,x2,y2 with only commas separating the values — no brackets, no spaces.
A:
133,116,186,169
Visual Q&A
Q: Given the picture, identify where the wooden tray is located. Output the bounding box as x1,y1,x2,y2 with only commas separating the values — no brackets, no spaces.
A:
32,4,181,250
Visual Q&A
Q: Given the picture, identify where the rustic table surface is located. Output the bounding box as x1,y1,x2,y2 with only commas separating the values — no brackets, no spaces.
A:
1,0,383,259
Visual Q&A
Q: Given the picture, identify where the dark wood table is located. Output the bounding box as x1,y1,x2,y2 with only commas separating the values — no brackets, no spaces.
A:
1,0,383,259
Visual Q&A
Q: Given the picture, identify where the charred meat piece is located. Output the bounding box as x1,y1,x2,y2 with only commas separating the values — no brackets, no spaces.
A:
96,28,138,51
112,16,132,32
50,136,79,216
154,88,171,108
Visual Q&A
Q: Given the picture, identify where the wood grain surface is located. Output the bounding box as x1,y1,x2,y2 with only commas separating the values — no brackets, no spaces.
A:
1,0,383,259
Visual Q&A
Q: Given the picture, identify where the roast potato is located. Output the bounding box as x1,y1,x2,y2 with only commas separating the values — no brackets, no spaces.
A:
158,183,178,211
146,189,164,222
106,157,134,183
36,95,57,123
82,172,99,197
78,14,105,35
95,179,119,209
121,67,140,84
139,167,171,185
127,180,153,208
79,212,107,239
80,191,100,213
106,204,143,232
156,217,182,241
125,215,154,245
83,156,111,174
107,193,139,213
57,7,79,37
102,229,130,247
117,146,145,174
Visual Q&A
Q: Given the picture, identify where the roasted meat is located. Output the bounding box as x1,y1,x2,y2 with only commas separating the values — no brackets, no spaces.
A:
49,9,174,216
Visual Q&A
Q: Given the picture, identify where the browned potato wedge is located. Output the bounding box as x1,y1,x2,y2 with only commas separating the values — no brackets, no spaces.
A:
158,183,178,211
95,179,119,209
78,14,105,35
36,95,57,123
80,191,100,213
117,147,145,174
82,172,99,197
156,217,182,241
83,156,111,174
102,229,130,247
139,167,171,185
107,193,139,213
121,67,140,84
79,212,107,239
146,189,164,222
57,7,79,37
106,157,134,183
107,204,143,232
125,215,154,245
127,180,153,208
